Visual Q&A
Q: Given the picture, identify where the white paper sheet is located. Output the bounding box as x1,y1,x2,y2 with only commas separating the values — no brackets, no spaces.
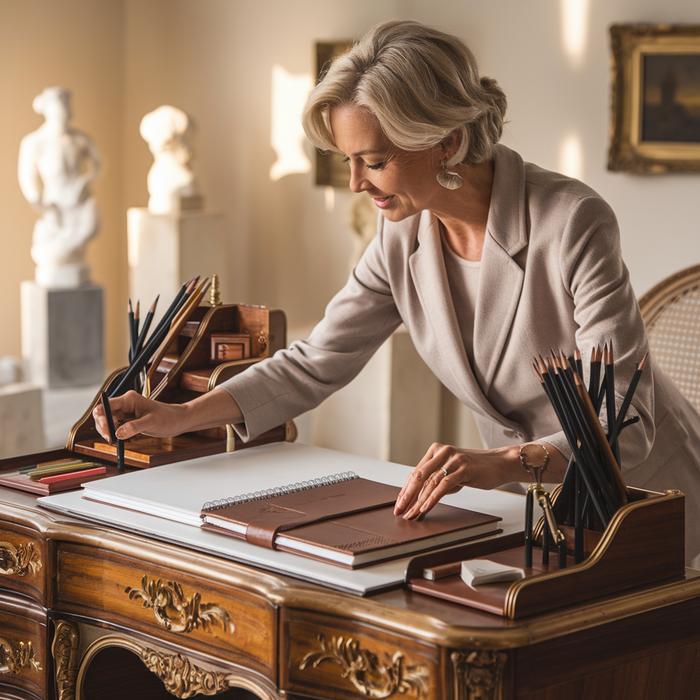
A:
38,442,525,594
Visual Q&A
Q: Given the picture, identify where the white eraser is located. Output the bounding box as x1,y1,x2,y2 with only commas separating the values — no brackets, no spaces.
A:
460,559,525,587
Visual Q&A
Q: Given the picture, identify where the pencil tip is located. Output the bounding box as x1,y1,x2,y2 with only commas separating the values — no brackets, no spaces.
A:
639,352,649,370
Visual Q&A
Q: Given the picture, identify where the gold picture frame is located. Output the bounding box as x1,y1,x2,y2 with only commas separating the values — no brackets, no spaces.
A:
314,40,354,187
609,24,700,173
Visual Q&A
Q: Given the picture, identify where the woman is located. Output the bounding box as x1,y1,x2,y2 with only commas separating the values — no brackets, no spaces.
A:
94,21,700,564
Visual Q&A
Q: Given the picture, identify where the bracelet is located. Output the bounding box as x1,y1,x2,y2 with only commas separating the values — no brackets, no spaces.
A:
519,443,550,474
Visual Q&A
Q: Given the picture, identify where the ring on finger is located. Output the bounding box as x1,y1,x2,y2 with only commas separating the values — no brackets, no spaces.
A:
440,465,450,478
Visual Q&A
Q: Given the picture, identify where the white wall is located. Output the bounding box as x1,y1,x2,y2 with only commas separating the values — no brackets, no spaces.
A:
413,0,700,296
122,0,405,321
0,0,126,368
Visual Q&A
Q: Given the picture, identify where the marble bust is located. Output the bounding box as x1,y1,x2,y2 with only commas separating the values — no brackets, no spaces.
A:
140,105,202,214
18,87,101,288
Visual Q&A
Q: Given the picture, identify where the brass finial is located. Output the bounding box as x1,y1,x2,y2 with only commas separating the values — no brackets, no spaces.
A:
209,273,221,306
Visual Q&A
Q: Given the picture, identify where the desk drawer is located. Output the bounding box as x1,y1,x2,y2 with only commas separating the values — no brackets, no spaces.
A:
56,544,276,676
281,610,440,700
0,522,45,603
0,593,48,699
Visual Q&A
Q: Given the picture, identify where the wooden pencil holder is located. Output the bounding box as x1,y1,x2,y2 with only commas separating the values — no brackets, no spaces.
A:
407,486,685,619
65,302,294,469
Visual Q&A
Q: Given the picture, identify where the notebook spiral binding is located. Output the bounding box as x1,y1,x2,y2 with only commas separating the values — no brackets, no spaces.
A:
201,471,359,512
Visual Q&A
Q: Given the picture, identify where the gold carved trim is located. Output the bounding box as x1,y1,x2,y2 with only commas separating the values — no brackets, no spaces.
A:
52,620,79,700
125,575,235,635
299,634,429,698
75,635,276,700
140,647,229,698
0,539,42,577
0,637,42,675
451,650,507,700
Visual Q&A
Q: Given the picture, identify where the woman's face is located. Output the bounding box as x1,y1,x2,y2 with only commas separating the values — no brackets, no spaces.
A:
329,103,442,222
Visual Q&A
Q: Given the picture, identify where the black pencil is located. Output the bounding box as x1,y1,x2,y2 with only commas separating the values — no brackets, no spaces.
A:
574,348,583,379
128,299,136,363
525,485,534,568
550,354,615,522
135,295,159,356
609,353,648,447
589,345,602,406
536,354,611,526
538,357,608,524
109,281,195,397
100,391,117,443
134,300,140,346
574,465,584,562
605,341,620,464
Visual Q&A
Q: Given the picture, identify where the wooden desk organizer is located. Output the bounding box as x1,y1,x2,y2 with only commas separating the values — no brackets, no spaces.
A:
407,487,685,619
64,303,293,469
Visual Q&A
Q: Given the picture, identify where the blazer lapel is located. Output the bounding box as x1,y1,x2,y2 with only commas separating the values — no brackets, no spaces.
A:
473,145,528,392
408,212,512,425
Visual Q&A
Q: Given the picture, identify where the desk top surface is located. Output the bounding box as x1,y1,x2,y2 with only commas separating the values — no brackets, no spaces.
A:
2,481,699,651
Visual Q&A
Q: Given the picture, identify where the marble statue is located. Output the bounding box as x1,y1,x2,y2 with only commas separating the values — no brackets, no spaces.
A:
18,87,101,288
140,105,202,214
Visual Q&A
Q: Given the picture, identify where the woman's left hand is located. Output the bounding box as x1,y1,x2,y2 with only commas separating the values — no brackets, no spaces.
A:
394,442,513,520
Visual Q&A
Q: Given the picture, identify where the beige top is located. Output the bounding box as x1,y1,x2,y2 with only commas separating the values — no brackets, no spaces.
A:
440,234,481,378
222,144,700,563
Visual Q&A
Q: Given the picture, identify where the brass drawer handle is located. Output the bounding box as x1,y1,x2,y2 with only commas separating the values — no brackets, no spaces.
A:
0,637,42,674
299,634,428,699
0,540,42,577
125,575,235,636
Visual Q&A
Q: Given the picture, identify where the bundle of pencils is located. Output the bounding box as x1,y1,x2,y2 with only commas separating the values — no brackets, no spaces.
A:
111,277,209,398
20,458,106,484
532,345,648,563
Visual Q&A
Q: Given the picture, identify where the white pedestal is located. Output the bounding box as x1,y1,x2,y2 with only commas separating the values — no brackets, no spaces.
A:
292,326,442,466
128,209,229,327
0,383,44,458
21,282,104,388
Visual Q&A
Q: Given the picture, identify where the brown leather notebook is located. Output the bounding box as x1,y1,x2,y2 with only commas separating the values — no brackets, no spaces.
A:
200,474,501,568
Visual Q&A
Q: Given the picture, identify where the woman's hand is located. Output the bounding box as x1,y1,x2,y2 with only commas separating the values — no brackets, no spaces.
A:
394,443,515,520
394,441,567,520
92,390,189,441
92,387,244,442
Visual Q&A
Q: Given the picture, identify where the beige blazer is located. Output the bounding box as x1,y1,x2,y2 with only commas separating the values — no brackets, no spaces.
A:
222,144,700,563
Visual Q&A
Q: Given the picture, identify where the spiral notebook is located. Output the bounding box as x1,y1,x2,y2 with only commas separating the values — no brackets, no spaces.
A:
200,471,501,568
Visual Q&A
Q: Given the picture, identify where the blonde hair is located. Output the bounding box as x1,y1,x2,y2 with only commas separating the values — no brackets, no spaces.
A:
303,20,507,166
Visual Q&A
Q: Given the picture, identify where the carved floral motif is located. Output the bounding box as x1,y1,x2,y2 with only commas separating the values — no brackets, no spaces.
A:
451,650,507,700
140,647,230,699
51,620,79,700
299,634,428,698
0,637,42,675
0,540,42,576
125,575,235,635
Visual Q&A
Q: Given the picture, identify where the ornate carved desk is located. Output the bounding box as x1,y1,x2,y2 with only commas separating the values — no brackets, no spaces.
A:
1,485,699,700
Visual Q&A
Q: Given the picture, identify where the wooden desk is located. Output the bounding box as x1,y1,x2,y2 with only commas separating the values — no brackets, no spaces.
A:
1,485,699,700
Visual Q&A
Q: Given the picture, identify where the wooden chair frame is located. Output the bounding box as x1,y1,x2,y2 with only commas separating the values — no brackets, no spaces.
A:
638,263,700,328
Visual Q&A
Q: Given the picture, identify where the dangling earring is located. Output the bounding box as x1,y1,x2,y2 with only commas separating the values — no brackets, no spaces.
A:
436,159,464,190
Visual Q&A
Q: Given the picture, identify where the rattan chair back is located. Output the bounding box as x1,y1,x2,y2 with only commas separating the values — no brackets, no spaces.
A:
639,264,700,412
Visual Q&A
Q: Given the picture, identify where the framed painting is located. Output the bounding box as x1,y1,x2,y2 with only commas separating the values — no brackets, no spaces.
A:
314,40,354,187
608,24,700,173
